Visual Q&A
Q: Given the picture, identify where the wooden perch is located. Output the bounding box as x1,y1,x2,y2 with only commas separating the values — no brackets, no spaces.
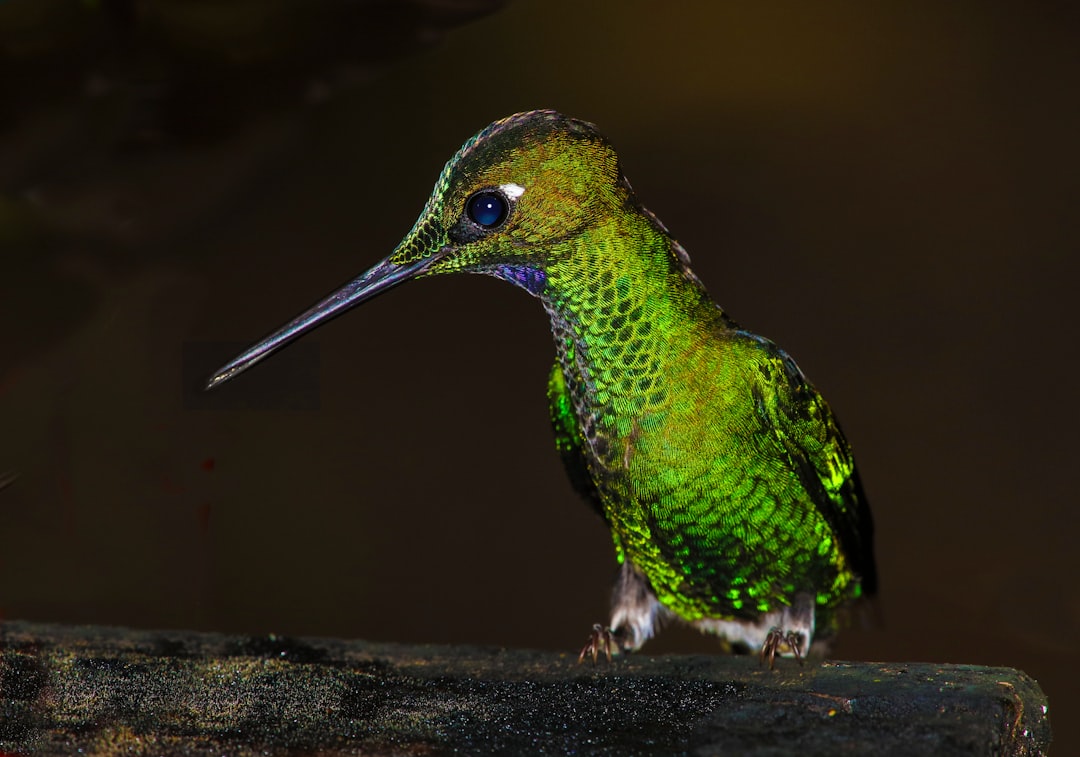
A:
0,621,1050,755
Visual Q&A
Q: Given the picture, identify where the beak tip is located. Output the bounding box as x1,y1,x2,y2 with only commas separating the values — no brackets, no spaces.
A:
204,369,232,391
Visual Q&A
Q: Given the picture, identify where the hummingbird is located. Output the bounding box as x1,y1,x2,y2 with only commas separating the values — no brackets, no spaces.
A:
207,110,876,666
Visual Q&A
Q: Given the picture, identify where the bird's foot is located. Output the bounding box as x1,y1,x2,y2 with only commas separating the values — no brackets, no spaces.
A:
578,623,618,664
760,626,805,670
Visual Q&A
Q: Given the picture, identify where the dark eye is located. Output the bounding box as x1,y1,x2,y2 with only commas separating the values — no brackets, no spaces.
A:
466,191,508,228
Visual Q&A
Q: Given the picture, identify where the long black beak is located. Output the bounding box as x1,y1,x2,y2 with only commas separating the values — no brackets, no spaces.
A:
206,250,449,390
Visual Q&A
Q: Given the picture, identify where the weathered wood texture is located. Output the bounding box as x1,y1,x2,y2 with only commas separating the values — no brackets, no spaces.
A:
0,621,1050,756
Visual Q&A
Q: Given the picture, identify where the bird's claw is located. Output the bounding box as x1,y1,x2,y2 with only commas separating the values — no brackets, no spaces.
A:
578,623,617,664
760,626,805,670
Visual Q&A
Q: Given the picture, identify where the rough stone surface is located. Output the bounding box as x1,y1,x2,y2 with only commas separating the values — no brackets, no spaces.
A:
0,621,1051,756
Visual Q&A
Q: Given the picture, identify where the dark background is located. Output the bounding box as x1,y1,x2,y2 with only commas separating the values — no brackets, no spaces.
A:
2,1,1076,751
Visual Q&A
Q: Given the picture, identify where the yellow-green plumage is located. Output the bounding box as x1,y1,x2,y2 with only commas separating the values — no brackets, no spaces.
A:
208,110,876,660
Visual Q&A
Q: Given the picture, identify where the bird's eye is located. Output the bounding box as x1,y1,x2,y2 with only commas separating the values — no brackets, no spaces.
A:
466,191,508,229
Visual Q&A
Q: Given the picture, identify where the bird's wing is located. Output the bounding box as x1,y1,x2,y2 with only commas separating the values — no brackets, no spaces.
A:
546,361,606,521
745,334,877,597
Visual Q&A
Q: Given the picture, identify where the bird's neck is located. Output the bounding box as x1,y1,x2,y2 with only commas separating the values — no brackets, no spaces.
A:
533,213,732,451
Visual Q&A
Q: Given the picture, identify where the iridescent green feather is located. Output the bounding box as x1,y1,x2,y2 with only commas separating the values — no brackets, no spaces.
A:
546,361,605,522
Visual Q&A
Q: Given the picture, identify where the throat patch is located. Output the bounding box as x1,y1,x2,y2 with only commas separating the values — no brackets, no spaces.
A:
491,264,548,296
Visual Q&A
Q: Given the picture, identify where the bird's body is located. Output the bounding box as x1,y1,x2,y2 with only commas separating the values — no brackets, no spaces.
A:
209,110,876,661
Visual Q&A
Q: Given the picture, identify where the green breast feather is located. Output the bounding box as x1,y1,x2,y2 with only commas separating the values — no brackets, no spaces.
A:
549,324,875,630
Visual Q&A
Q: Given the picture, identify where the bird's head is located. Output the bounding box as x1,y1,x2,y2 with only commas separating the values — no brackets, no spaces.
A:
395,110,625,283
207,110,635,388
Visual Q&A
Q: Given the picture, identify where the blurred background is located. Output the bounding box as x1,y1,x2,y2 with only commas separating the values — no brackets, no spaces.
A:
1,0,1076,750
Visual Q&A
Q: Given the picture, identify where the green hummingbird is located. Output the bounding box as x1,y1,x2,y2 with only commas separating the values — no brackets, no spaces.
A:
207,110,876,665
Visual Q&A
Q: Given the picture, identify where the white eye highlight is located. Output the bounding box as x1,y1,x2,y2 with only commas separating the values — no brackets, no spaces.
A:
500,183,526,200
